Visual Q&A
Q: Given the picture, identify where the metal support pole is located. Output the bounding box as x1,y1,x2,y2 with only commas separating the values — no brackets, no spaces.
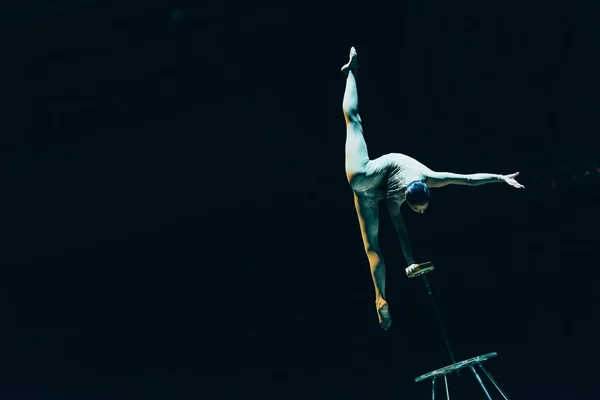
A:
423,275,457,366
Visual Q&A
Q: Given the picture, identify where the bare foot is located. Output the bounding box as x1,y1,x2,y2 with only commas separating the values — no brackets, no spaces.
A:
341,46,358,74
377,301,392,331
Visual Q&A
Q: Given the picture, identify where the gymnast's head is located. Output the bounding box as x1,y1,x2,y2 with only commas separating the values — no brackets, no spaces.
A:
405,181,430,214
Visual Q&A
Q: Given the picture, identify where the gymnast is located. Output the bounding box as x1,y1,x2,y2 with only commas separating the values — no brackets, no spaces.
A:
341,47,524,330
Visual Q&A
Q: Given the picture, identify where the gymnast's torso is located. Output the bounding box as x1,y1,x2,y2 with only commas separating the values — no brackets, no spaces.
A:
349,153,429,203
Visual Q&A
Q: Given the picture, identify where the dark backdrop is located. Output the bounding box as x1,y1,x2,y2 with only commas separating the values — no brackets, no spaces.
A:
0,0,599,399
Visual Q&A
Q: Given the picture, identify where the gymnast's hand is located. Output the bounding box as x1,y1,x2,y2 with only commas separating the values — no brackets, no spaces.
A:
501,172,525,189
405,263,420,277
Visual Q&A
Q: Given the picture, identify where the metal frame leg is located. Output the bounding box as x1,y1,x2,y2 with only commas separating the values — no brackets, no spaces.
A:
479,364,511,400
443,375,450,400
431,377,436,400
469,366,493,400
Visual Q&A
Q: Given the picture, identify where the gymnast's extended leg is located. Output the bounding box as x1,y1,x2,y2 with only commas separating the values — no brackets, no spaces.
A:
342,47,370,183
342,47,391,330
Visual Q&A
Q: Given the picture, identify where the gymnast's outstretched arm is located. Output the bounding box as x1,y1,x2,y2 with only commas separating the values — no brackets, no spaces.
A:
425,171,525,189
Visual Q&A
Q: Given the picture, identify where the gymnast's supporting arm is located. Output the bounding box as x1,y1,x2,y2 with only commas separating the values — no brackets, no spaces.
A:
386,198,417,267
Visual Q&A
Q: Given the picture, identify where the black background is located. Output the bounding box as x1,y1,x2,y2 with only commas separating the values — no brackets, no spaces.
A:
0,0,599,399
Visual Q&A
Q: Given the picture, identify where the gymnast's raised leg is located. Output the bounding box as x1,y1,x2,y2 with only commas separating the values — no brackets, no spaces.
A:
342,47,391,330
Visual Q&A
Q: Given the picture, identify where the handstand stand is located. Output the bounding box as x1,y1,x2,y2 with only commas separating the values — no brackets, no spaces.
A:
341,47,524,330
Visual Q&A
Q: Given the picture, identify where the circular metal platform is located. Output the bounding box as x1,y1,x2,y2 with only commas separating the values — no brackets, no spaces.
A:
415,352,498,382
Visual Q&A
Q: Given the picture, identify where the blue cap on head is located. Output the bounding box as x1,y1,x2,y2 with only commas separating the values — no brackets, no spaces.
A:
405,181,431,206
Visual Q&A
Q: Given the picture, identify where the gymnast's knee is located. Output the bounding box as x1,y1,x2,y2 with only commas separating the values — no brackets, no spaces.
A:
344,113,362,126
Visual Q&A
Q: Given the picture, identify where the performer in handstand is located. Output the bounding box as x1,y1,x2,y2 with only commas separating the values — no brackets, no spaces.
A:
341,47,524,330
